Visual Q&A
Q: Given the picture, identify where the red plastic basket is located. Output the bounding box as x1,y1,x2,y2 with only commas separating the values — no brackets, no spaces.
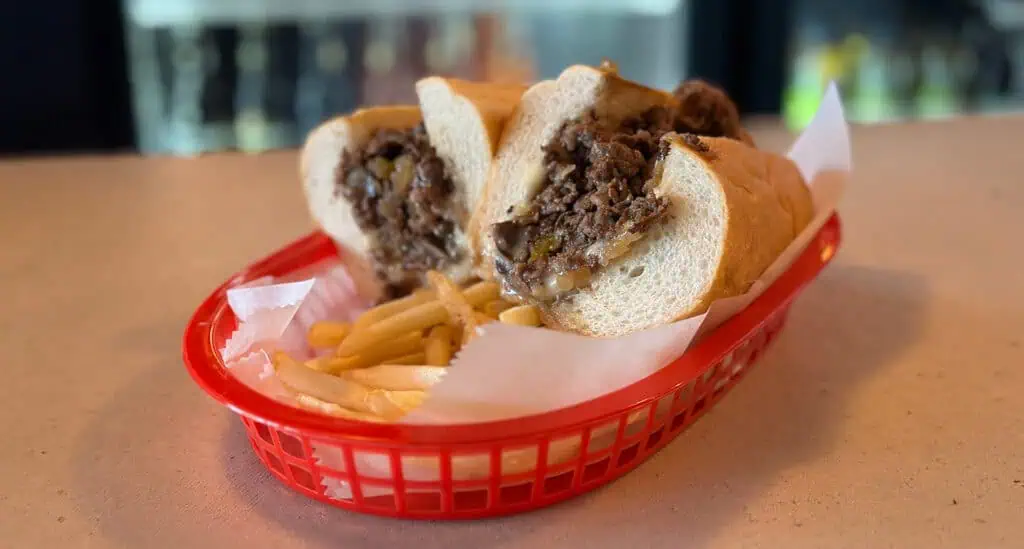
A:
182,213,841,519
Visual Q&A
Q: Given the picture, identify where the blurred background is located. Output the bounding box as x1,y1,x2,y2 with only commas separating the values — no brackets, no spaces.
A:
1,0,1022,156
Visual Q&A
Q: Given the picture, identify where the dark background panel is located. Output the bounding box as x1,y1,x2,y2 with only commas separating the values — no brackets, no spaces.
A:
687,0,793,116
0,1,799,156
1,0,1016,156
0,1,135,155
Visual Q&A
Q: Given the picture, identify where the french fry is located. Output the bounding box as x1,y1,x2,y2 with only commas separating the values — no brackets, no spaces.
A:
337,280,498,356
344,365,446,390
482,299,513,318
327,331,424,372
306,321,352,349
294,393,384,422
426,271,478,333
450,323,464,354
383,351,427,365
272,351,377,413
336,300,444,356
457,311,497,345
425,324,453,365
498,304,541,326
365,389,420,420
378,389,427,414
426,272,504,347
458,280,500,306
353,288,436,331
303,356,336,373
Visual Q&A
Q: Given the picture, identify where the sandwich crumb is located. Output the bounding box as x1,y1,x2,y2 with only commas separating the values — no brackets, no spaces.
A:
599,59,619,74
678,133,715,159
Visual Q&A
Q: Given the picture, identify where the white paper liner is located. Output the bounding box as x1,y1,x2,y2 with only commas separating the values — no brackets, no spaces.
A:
217,85,851,497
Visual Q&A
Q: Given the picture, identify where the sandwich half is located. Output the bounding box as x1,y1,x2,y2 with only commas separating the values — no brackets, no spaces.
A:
300,78,525,301
478,64,812,336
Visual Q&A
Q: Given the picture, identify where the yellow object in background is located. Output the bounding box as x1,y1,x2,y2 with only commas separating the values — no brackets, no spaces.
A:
784,33,869,130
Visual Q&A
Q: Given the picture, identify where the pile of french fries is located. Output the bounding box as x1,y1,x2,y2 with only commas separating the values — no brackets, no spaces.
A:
271,270,541,422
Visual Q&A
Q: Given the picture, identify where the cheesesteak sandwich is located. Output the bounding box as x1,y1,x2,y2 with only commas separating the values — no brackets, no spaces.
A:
301,78,525,301
478,64,813,336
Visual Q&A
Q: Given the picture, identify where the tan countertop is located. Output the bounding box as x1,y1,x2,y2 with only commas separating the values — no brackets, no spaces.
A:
2,117,1023,548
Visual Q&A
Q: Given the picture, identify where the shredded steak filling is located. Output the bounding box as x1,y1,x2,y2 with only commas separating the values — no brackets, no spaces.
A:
492,80,740,301
337,123,462,298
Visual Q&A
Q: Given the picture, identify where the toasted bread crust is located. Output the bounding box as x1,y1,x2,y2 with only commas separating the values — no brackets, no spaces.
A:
688,136,802,311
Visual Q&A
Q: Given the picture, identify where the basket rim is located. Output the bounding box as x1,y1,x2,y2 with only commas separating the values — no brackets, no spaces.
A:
183,214,841,446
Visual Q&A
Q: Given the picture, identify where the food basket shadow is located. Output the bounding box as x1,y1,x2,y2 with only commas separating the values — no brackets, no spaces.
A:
183,213,842,519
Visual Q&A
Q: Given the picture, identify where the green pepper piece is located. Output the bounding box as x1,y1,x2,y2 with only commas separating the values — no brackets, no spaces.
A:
367,157,394,180
529,234,559,263
391,154,415,193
